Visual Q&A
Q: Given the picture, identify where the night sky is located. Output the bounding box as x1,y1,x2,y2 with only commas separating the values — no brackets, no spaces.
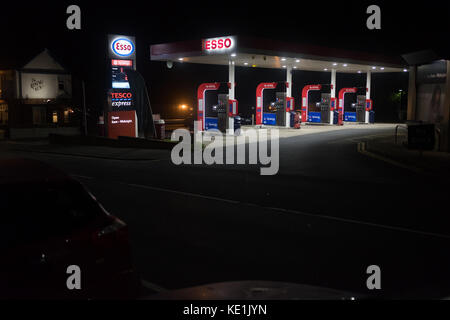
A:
2,1,449,121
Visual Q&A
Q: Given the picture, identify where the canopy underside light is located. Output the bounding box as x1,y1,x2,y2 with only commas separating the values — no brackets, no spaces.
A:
171,54,403,73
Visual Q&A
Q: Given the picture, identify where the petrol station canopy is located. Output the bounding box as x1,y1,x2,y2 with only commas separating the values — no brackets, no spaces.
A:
150,35,407,73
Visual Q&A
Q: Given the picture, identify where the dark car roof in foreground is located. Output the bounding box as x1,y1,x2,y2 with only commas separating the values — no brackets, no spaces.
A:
0,158,71,185
145,280,363,300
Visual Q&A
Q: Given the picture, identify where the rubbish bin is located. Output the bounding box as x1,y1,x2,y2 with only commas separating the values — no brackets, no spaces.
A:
333,110,339,124
233,116,242,134
290,111,296,127
369,111,375,123
154,119,165,139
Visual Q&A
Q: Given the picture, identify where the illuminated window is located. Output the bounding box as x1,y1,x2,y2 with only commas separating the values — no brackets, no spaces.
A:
64,109,69,123
52,111,58,124
0,103,7,125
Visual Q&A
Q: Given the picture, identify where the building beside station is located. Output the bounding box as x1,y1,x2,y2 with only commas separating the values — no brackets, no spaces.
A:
404,51,450,151
0,49,79,139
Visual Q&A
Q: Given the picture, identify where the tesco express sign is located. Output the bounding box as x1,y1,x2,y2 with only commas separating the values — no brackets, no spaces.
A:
111,38,135,57
203,36,235,53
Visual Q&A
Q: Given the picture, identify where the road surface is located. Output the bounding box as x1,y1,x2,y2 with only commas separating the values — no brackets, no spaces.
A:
2,124,449,298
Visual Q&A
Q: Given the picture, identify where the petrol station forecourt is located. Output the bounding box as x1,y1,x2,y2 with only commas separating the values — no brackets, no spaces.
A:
150,35,407,136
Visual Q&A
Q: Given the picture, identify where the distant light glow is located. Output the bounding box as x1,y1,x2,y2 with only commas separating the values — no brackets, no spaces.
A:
333,63,337,66
295,59,300,63
281,58,286,61
343,64,348,67
282,65,286,68
380,67,385,70
231,53,236,57
178,58,184,61
403,69,408,72
324,68,328,71
372,66,376,69
244,62,248,65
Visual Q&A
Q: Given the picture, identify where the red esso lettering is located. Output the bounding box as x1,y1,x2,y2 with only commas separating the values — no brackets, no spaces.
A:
224,38,231,48
218,39,224,49
205,40,210,50
211,40,217,49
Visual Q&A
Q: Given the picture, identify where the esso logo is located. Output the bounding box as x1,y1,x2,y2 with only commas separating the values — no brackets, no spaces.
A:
112,38,134,57
203,37,235,52
111,92,133,99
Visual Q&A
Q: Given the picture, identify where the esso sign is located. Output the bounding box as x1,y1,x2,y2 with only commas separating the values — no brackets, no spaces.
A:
111,92,133,99
203,36,235,53
112,38,135,57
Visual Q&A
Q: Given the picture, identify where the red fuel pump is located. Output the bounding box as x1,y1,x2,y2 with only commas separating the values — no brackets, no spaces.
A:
301,84,322,123
256,82,278,125
337,87,357,125
197,82,221,131
197,82,238,131
255,82,292,127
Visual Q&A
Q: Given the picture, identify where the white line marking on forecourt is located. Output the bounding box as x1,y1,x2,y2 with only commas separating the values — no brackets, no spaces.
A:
141,279,167,293
73,175,450,240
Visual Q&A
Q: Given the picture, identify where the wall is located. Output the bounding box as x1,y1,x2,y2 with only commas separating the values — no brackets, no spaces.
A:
21,73,58,99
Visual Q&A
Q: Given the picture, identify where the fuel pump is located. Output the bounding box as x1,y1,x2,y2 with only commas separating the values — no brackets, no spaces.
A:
197,82,238,132
338,87,370,124
256,82,292,127
273,92,286,126
301,84,333,124
320,93,331,124
356,95,366,122
212,94,229,133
